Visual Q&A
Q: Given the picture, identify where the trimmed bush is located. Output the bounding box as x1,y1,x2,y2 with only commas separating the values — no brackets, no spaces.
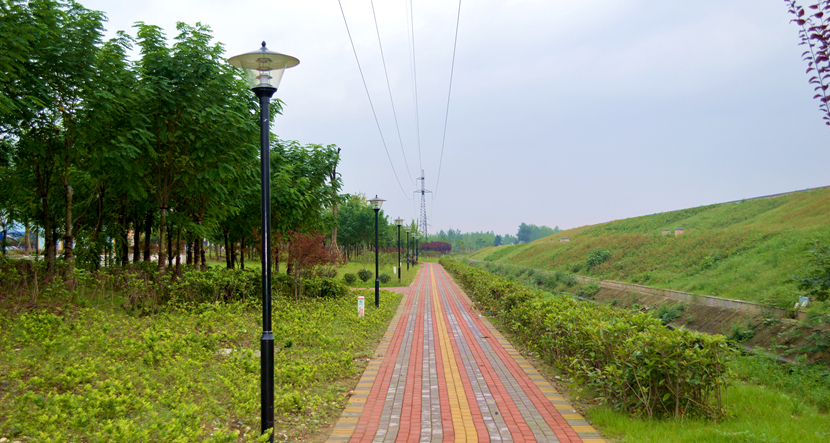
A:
343,273,357,284
378,274,391,283
442,258,734,419
357,269,372,282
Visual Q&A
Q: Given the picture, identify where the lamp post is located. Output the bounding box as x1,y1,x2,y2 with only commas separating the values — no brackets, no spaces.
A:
228,42,298,443
405,226,411,270
369,196,385,307
394,218,403,281
414,233,419,263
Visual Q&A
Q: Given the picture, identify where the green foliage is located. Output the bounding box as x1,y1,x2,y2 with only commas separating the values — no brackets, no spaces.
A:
585,248,612,270
378,273,391,284
357,269,372,282
654,303,686,326
0,278,400,442
794,240,830,302
728,322,756,342
579,281,601,298
469,188,830,305
517,222,560,243
343,273,356,284
443,258,734,419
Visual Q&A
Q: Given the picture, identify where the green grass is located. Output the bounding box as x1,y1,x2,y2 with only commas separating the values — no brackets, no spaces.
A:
471,187,830,306
0,288,401,442
589,382,830,442
335,260,421,288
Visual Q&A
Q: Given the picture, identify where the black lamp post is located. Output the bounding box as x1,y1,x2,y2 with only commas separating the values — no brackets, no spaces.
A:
394,218,403,281
369,196,385,307
414,233,419,263
228,42,298,443
405,226,411,270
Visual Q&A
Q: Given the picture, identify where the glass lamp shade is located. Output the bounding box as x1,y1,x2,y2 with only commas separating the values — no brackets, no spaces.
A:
413,233,419,239
394,218,404,226
405,226,411,233
368,195,385,210
228,42,299,90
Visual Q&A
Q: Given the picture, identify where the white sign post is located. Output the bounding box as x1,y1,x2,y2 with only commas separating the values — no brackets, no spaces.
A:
358,296,365,318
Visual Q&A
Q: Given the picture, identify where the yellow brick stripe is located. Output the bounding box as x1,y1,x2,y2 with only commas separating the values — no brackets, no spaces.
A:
430,266,477,442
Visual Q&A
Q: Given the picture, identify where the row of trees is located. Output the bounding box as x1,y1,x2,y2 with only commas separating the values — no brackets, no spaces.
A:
424,223,560,252
0,0,342,277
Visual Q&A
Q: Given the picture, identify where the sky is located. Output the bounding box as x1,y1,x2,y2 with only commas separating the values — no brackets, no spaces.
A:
82,0,830,237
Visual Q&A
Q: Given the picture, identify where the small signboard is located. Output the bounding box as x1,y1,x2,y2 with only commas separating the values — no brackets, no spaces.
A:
358,296,365,318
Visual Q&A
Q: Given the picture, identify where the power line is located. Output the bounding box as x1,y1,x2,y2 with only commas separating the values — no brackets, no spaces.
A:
338,0,411,200
408,0,423,173
370,0,415,186
433,0,462,198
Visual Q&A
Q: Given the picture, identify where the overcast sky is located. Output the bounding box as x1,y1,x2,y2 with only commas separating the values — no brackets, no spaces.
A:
83,0,829,237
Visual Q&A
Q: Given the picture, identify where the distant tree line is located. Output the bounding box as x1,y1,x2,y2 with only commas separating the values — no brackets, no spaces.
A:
423,223,560,252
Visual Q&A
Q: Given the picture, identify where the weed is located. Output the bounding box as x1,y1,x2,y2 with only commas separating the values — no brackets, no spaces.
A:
654,303,686,326
728,321,756,342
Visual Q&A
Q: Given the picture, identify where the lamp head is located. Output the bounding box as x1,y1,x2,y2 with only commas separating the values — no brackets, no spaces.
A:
368,195,385,211
228,42,299,90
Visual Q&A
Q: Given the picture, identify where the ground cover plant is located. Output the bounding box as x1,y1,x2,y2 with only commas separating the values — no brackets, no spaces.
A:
442,258,733,419
0,256,401,442
469,187,830,308
450,258,830,440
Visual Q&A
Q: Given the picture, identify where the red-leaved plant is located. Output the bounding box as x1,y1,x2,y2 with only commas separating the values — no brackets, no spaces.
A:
786,0,830,125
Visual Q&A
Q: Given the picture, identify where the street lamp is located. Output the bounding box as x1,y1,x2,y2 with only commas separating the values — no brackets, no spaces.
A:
368,195,385,307
394,218,404,281
405,226,411,270
413,233,419,263
228,42,298,443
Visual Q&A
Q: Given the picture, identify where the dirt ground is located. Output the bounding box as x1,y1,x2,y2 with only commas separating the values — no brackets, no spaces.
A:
592,287,830,365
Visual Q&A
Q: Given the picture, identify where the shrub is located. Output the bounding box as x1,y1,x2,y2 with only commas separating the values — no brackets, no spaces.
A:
579,281,601,298
357,269,372,282
343,273,356,284
728,322,755,342
378,274,391,283
585,248,612,270
654,303,686,325
441,257,734,419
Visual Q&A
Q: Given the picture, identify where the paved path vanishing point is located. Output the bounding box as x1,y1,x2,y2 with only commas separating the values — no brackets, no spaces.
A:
326,262,605,443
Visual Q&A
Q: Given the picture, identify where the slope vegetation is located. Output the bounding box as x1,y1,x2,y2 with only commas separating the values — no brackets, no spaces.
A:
470,187,830,305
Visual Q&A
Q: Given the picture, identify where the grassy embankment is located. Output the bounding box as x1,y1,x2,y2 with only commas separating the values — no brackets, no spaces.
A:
445,259,830,442
0,266,401,442
470,187,830,309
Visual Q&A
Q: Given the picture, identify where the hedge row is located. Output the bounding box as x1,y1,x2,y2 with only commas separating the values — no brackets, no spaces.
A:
441,258,734,418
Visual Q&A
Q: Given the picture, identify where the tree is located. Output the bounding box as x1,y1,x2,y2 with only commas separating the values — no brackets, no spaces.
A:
795,240,830,301
286,231,342,300
494,235,502,246
786,1,830,125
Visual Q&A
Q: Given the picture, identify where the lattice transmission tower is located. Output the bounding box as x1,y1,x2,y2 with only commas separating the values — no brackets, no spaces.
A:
414,170,432,237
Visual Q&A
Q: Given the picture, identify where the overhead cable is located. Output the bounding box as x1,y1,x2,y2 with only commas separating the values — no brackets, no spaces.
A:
433,0,462,198
370,0,416,185
338,0,411,200
408,0,423,173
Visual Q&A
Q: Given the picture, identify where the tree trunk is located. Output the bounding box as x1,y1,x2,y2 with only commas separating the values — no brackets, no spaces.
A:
200,241,206,271
229,237,236,269
240,236,245,270
174,224,181,272
143,209,152,262
24,222,31,255
224,229,230,269
132,218,141,264
166,219,174,268
159,208,168,270
186,238,193,265
119,206,129,266
63,185,75,277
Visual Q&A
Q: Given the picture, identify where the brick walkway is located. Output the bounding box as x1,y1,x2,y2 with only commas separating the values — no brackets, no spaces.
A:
326,263,605,443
